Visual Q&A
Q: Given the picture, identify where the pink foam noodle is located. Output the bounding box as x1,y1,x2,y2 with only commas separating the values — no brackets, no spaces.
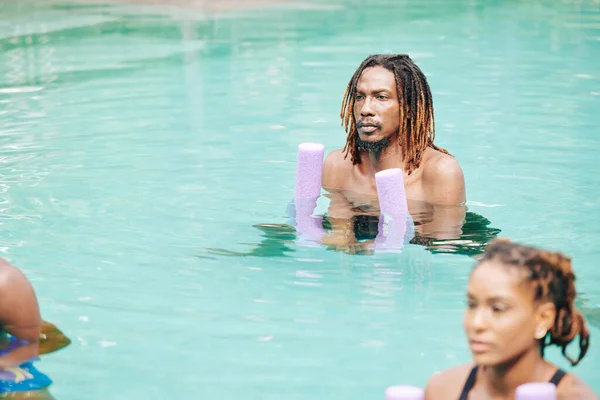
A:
375,168,408,217
293,196,324,244
374,168,413,250
385,385,424,400
374,212,414,250
515,382,557,400
291,143,325,244
295,142,325,199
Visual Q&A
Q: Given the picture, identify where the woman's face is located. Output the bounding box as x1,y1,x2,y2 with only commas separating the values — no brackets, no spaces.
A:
463,261,554,366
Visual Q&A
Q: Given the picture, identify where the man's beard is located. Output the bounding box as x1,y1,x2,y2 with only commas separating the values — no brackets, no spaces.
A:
356,134,392,153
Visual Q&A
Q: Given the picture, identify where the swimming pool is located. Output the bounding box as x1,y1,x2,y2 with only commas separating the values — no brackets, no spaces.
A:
1,0,599,398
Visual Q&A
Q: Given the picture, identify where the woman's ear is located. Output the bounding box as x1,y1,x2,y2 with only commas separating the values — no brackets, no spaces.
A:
535,302,556,339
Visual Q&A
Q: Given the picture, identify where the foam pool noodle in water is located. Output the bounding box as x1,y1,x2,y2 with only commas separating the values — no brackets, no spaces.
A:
374,168,414,250
295,142,324,199
290,143,325,244
385,385,424,400
515,382,557,400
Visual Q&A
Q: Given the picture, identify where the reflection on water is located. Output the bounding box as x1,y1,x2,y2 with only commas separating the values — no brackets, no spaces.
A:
202,223,297,259
203,187,501,258
411,211,502,257
202,203,501,258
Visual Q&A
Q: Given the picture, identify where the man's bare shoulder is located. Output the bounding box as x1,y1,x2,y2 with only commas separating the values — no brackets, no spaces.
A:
322,148,352,190
558,373,599,400
422,149,463,181
424,363,473,400
421,149,466,205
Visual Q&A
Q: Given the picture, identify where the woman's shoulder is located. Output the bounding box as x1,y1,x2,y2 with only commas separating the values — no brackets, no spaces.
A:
424,363,475,400
558,372,599,400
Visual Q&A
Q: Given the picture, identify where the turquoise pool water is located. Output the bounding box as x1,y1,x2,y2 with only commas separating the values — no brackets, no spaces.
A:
1,0,599,398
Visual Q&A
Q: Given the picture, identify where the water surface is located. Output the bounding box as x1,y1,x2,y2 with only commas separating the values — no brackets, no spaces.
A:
1,0,599,398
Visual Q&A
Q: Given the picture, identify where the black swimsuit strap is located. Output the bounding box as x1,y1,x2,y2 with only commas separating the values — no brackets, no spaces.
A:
457,366,565,399
458,366,479,400
549,368,567,386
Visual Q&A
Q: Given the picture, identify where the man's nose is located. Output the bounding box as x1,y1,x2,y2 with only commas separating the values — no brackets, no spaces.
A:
360,97,375,117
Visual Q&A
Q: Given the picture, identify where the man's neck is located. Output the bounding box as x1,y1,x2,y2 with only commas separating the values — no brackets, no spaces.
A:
359,145,405,177
481,349,550,397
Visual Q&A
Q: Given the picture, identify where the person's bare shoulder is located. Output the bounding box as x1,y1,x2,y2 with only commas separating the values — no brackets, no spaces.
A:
424,363,473,400
0,258,41,340
322,148,352,190
422,149,466,206
0,258,34,295
558,373,599,400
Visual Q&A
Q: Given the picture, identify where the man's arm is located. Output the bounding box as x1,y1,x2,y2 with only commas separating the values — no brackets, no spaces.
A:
322,149,346,191
322,149,355,221
321,151,369,252
420,155,467,240
0,259,42,368
424,155,466,206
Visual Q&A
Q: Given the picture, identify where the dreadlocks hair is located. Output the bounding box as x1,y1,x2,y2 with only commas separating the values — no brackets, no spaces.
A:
340,54,451,175
476,238,590,366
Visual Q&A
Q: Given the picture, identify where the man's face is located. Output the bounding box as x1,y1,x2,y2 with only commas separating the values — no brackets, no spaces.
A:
353,66,401,150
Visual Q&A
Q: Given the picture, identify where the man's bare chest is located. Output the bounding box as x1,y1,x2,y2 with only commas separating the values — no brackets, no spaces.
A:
344,169,426,206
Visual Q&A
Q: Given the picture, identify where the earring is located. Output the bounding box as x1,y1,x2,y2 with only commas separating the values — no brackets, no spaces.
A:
535,328,547,339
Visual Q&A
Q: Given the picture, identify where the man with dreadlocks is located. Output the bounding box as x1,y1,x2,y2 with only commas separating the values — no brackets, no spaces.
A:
321,54,466,249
